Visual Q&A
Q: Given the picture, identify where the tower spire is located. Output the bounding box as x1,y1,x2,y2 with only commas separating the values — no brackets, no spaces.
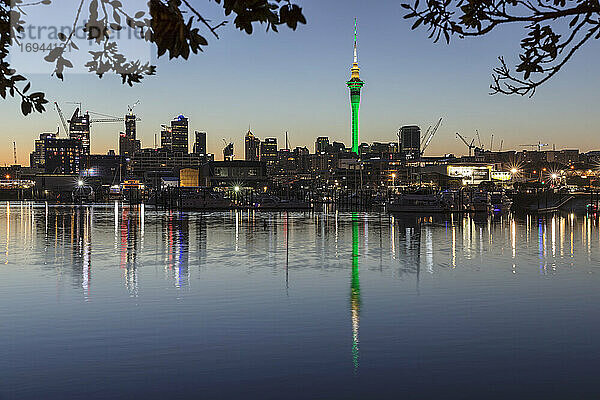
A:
353,17,358,64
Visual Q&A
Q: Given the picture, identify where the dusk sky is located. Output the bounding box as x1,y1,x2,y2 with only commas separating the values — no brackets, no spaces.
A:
2,0,599,165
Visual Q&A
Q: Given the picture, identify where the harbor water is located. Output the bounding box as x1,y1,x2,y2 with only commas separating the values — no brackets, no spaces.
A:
1,203,600,399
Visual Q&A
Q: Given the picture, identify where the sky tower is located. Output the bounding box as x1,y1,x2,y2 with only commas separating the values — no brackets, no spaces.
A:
347,18,364,155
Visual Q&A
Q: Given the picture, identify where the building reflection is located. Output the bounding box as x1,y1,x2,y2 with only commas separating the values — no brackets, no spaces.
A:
119,206,141,297
162,211,190,288
350,213,361,373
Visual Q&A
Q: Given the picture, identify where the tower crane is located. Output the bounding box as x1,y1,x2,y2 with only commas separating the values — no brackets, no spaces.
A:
87,110,141,124
128,100,140,115
54,102,68,136
475,129,483,149
420,117,442,156
519,142,548,152
456,132,476,157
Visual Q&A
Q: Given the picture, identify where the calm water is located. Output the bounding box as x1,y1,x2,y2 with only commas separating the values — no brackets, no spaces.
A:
1,203,600,399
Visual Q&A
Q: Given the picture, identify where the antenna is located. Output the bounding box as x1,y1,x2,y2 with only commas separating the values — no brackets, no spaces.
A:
353,17,358,63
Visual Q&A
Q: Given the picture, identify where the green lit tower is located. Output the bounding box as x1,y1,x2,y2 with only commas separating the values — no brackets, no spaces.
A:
347,18,364,155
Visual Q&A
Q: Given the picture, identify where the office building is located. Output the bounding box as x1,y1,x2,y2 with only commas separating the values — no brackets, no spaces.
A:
260,138,278,165
32,132,58,168
44,138,83,174
315,137,330,154
193,131,207,155
245,130,260,161
400,125,421,160
69,108,91,154
171,115,189,153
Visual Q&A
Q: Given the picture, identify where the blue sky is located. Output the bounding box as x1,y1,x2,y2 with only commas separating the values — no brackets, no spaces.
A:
1,0,599,164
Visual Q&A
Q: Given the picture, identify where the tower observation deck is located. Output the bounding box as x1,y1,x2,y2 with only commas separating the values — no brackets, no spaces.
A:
346,18,364,155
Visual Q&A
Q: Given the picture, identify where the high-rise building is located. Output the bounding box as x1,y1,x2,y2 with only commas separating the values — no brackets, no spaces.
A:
346,19,365,155
69,108,91,155
400,125,421,160
119,114,140,156
44,138,83,174
223,142,234,161
260,138,278,165
161,126,172,150
32,131,58,168
193,131,207,155
245,129,260,161
315,137,330,154
171,115,188,154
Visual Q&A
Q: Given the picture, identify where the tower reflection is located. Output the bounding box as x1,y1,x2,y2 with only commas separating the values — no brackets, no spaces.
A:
350,213,361,373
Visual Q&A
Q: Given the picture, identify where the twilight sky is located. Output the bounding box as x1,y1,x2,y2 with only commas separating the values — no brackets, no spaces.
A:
1,0,599,165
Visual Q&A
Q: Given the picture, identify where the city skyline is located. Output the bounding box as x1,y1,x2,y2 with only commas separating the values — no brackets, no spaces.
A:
1,0,599,165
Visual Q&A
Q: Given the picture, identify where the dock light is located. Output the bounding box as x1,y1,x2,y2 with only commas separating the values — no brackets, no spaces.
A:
77,180,84,187
551,173,558,180
5,174,10,180
391,173,396,178
234,186,240,192
510,168,518,174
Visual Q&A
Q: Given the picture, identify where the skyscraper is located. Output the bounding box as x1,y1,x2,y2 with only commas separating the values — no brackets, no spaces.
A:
346,18,364,155
193,131,207,155
245,129,260,161
119,114,140,156
315,137,330,154
44,138,83,174
260,138,278,165
171,115,189,154
69,108,91,155
161,126,172,150
400,125,421,160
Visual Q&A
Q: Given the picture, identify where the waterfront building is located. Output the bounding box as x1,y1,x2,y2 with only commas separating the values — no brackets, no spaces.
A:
171,115,189,154
245,130,260,161
129,148,214,180
260,138,278,165
69,108,91,155
201,160,267,187
346,19,365,155
44,138,83,174
193,131,207,155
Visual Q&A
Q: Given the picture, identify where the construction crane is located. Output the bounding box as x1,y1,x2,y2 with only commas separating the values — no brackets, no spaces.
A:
54,102,68,136
520,142,548,152
13,142,17,165
87,110,141,124
421,117,442,156
475,129,483,149
128,100,140,115
456,132,476,157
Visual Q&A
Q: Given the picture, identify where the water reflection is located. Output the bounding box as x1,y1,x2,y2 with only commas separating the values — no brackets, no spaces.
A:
351,213,361,374
0,204,599,293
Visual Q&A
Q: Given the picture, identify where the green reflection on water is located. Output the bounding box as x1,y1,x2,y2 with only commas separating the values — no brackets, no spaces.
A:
351,213,361,373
